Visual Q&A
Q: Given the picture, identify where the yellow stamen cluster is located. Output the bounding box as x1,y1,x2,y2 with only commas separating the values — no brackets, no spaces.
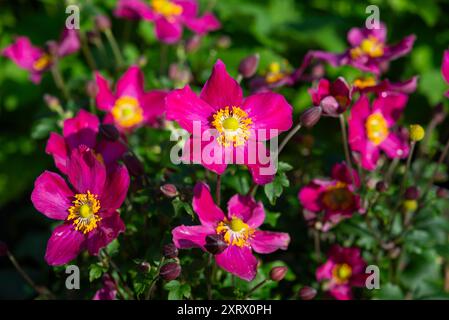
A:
350,36,384,59
211,106,252,147
67,191,101,234
33,54,52,71
409,124,425,142
216,217,255,247
321,182,354,211
151,0,183,20
353,77,377,89
366,112,389,145
265,62,285,84
111,96,144,128
332,263,353,284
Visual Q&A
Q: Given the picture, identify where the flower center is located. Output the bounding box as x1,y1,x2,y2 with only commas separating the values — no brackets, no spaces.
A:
321,182,354,211
353,77,377,89
151,0,183,20
33,53,52,71
350,36,384,59
332,263,352,284
216,217,254,247
67,191,101,234
211,106,252,147
366,112,389,145
111,96,144,128
265,62,285,84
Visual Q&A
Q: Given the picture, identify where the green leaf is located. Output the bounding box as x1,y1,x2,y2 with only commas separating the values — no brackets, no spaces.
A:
172,198,194,219
374,283,404,300
89,263,106,282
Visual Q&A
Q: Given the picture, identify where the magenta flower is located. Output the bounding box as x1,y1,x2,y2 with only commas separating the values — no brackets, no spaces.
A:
2,28,80,84
114,0,220,44
442,50,449,98
316,245,367,300
31,146,129,266
166,60,293,185
95,65,167,132
299,163,361,231
172,182,290,281
93,274,117,300
46,110,127,175
249,61,295,93
309,77,352,117
348,94,410,170
311,22,415,75
352,76,418,95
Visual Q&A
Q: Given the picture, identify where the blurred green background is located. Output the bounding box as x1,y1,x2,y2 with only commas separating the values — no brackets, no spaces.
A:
1,0,449,299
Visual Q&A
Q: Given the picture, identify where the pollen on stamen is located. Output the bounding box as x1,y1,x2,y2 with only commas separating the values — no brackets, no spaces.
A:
211,106,252,147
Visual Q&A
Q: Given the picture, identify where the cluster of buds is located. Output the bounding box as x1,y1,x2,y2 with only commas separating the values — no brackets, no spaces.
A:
159,243,181,281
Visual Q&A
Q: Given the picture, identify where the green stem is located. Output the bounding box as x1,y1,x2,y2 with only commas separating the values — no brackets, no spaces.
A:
244,279,268,299
104,28,124,68
399,141,416,196
216,174,222,206
339,114,356,188
51,63,70,100
80,31,97,70
145,257,165,300
278,122,302,154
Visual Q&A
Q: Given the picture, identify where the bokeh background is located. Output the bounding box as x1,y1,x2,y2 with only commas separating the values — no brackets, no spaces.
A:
1,0,449,299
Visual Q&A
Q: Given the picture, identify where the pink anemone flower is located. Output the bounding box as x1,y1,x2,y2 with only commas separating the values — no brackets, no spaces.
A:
348,94,410,171
93,274,118,300
172,182,290,281
31,146,129,266
1,28,80,84
166,60,293,185
309,77,352,117
311,22,415,75
316,245,367,300
298,163,361,231
114,0,220,44
352,76,418,96
95,65,167,132
46,109,127,175
442,50,449,98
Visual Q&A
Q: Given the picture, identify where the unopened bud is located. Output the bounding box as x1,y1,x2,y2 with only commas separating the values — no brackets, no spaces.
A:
0,241,8,256
409,124,425,142
122,153,144,177
238,54,259,78
163,243,178,259
300,107,322,128
269,266,288,282
204,234,227,255
86,80,98,98
160,262,181,281
320,96,340,117
139,261,151,273
99,124,120,141
402,199,418,213
160,184,178,198
299,286,317,300
375,181,388,193
185,35,202,53
216,35,231,49
405,186,419,200
95,15,111,32
44,94,61,110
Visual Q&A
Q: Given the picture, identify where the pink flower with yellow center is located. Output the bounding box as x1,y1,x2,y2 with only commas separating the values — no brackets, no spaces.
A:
114,0,220,44
316,245,367,300
1,28,80,84
46,110,127,175
299,163,361,230
348,94,410,171
95,65,167,132
172,182,290,281
31,146,129,266
166,60,293,185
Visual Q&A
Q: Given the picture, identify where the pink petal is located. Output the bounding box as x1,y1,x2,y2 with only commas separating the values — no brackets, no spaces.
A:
63,110,99,150
380,133,409,159
166,85,215,133
358,140,380,171
93,275,117,300
116,65,145,98
95,72,116,111
100,165,130,212
298,183,322,212
175,0,198,18
373,93,408,126
31,171,73,220
182,136,229,175
57,28,81,57
86,212,125,255
46,132,68,174
185,13,221,35
172,225,214,249
309,78,330,105
45,224,85,266
114,0,156,20
2,36,43,70
192,182,225,227
215,245,258,281
67,146,106,195
329,285,352,300
242,92,293,140
316,259,335,281
200,60,243,109
154,17,183,44
442,50,449,84
244,141,276,185
227,195,265,228
331,162,360,187
250,230,290,254
383,35,415,61
142,90,167,124
96,140,128,166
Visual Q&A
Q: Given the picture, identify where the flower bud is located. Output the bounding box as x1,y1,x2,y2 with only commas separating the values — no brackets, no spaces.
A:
404,186,419,200
99,124,120,142
160,184,178,198
269,266,288,282
298,286,317,300
86,80,98,98
437,188,448,198
402,199,418,213
139,261,151,273
169,64,192,86
204,234,227,255
163,243,178,259
185,35,202,53
0,241,8,256
95,15,111,32
409,124,425,142
238,54,260,79
43,94,61,111
122,153,144,177
300,106,322,128
375,181,388,193
216,35,231,49
160,262,181,281
320,96,340,117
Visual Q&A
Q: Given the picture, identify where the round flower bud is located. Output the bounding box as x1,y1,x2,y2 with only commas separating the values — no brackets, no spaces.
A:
298,286,317,300
402,199,418,213
404,186,419,200
204,234,227,255
269,266,288,282
409,124,425,142
0,241,8,256
160,262,181,281
238,54,260,79
375,181,388,193
185,35,202,53
163,243,178,259
160,184,178,198
300,106,322,128
139,261,151,273
122,153,144,177
216,35,231,49
86,80,98,98
95,15,111,32
320,96,340,117
99,124,120,142
437,188,448,198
